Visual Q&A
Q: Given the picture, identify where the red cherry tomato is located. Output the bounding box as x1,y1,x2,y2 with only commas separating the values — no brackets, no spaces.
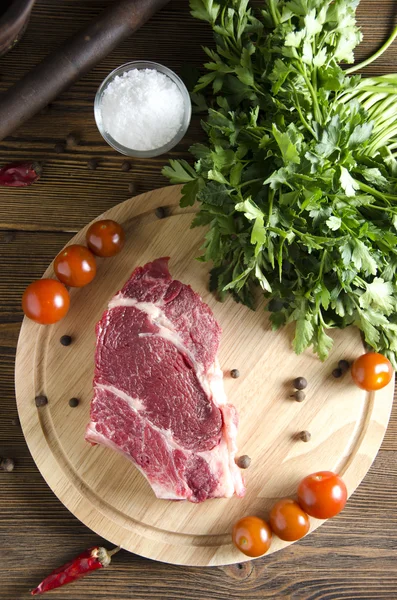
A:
269,498,310,541
297,471,347,520
351,352,393,391
86,219,125,257
22,279,70,325
54,244,97,287
232,516,272,557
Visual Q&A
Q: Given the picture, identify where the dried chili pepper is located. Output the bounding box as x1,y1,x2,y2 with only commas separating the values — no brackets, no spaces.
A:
31,545,120,595
0,161,42,187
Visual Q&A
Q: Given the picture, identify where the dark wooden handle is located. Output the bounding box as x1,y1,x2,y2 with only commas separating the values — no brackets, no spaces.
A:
0,0,171,141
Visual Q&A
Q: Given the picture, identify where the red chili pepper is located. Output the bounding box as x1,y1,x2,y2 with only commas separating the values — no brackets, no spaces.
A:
31,545,120,595
0,161,42,187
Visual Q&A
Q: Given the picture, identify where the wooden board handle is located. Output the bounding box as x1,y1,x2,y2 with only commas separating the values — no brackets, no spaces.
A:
0,0,171,141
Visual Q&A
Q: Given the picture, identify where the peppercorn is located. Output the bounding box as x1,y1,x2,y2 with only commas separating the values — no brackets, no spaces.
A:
291,390,306,402
338,360,350,372
35,395,48,407
54,142,65,154
87,158,98,170
1,458,15,472
235,455,251,469
66,132,80,148
230,369,240,379
69,398,79,408
299,431,311,442
121,160,131,172
60,335,72,346
11,416,20,427
128,182,136,195
155,207,167,219
293,376,307,390
332,368,343,378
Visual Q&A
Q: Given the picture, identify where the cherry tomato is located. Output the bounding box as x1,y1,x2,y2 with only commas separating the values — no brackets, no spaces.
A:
232,516,272,557
351,352,393,391
54,244,97,287
86,219,125,257
22,279,70,325
269,498,310,541
297,471,347,520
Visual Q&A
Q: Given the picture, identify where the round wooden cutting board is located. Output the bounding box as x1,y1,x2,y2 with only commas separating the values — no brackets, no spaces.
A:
15,185,394,567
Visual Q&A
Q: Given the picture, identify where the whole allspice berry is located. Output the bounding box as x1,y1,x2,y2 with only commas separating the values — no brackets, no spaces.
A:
235,455,251,469
66,132,80,148
35,395,48,407
299,431,311,442
293,377,307,390
292,390,306,402
87,158,98,171
1,458,15,472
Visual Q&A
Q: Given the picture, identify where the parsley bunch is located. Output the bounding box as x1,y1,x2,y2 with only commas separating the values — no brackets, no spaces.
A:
163,0,397,366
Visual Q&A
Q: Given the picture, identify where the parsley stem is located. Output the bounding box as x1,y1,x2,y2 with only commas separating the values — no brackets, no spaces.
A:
295,63,323,124
293,91,316,137
355,180,397,202
346,26,397,74
268,189,274,223
267,0,280,26
238,178,263,190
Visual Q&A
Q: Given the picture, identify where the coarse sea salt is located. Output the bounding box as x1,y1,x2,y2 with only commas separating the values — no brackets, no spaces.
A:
99,68,185,151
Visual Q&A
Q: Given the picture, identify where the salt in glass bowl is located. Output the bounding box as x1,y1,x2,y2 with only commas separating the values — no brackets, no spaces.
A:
94,61,192,158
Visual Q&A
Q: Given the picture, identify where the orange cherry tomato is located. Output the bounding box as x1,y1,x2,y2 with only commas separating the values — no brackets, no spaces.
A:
22,279,70,325
232,516,272,557
351,352,393,391
269,498,310,541
86,219,125,257
297,471,347,520
54,244,97,287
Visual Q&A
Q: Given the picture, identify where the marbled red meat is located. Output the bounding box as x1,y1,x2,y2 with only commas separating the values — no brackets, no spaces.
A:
85,258,245,502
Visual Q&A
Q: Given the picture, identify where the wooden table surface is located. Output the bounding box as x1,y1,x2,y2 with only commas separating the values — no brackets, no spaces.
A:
1,1,397,598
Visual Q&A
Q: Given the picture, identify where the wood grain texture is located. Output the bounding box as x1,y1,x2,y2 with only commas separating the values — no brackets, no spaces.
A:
15,186,394,567
0,0,397,597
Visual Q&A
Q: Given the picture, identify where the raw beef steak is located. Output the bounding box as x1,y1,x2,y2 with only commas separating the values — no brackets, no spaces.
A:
85,258,245,502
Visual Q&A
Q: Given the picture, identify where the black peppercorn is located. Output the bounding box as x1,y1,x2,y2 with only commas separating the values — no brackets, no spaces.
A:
230,369,240,379
69,398,79,408
35,395,48,407
293,377,307,390
338,360,350,372
299,431,311,442
60,335,72,346
121,160,131,172
332,368,343,378
155,207,167,219
11,417,20,427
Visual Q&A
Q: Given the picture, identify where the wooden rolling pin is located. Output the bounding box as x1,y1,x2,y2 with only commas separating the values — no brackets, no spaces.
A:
0,0,171,141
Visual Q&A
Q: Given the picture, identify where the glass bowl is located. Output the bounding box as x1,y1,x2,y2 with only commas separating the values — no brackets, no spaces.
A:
94,61,192,158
